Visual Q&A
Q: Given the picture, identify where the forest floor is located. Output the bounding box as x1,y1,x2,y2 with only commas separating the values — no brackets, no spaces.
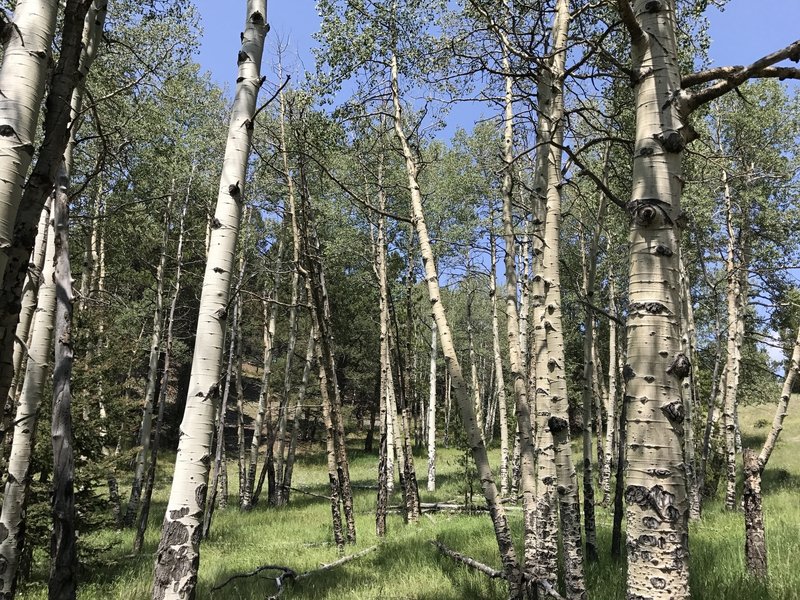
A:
17,400,800,600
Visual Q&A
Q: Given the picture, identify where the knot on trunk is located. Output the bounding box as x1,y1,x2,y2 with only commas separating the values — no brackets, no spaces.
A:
623,364,635,382
629,301,668,315
628,199,672,227
661,400,685,423
644,0,664,11
654,244,673,257
666,353,691,379
547,416,569,434
237,50,251,64
656,129,685,153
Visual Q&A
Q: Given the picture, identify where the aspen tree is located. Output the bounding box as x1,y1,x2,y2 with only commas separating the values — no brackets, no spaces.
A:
151,3,267,597
134,184,191,554
125,195,172,527
488,208,508,497
390,49,524,596
0,207,56,597
426,318,438,492
0,0,59,282
49,164,76,600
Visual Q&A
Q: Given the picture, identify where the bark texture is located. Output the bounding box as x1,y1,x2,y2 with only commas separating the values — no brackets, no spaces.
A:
620,1,692,598
151,5,267,598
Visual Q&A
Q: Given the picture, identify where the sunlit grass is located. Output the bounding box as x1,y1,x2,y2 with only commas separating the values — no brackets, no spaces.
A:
16,400,800,599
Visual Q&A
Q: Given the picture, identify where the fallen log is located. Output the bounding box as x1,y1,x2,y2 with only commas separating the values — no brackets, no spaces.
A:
431,540,566,600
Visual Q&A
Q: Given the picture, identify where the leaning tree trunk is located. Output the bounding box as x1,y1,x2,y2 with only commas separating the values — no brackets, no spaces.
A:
49,166,77,600
390,50,523,596
743,323,800,578
152,4,267,598
618,1,692,597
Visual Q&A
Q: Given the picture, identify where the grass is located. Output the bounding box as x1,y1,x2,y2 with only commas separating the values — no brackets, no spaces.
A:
15,400,800,599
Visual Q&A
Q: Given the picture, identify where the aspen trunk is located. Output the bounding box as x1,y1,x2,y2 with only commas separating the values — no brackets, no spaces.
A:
134,182,190,553
497,30,539,590
0,201,57,596
152,5,267,597
620,1,692,597
0,0,59,281
125,194,171,528
50,167,77,600
243,236,282,509
489,208,509,497
578,144,610,561
390,51,523,596
601,270,619,507
304,211,356,543
427,319,438,492
721,168,745,512
279,333,315,506
273,87,301,501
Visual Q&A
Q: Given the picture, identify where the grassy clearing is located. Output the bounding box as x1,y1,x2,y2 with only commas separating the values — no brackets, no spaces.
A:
16,401,800,599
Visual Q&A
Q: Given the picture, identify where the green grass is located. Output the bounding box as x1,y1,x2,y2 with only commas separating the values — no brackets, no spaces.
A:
16,401,800,599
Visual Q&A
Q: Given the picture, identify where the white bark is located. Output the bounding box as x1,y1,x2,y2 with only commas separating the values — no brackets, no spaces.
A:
426,319,438,492
0,205,56,596
152,4,267,597
0,0,59,281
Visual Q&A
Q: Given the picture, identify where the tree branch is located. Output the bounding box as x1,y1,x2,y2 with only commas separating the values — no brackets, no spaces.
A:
683,39,800,112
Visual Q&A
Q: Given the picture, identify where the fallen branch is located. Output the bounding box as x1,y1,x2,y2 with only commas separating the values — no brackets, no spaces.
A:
289,486,332,501
210,545,378,598
431,540,566,600
388,502,523,514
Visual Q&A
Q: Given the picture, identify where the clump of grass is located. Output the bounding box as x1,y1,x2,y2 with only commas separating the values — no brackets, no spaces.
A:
15,401,800,599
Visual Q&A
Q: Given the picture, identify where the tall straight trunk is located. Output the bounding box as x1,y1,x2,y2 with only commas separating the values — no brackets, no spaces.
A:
152,5,267,597
467,296,484,439
601,269,619,507
426,318,438,492
49,167,77,600
310,313,345,550
273,87,301,501
134,180,190,554
235,283,247,508
243,236,283,509
279,333,315,505
125,194,172,528
489,206,509,497
0,0,100,410
0,0,59,281
299,163,356,543
533,3,586,597
579,144,610,563
0,202,57,597
390,51,523,596
497,27,539,590
721,168,744,512
618,1,692,597
678,252,699,519
375,184,392,528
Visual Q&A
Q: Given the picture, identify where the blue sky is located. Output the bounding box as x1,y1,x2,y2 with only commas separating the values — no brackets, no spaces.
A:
194,1,800,93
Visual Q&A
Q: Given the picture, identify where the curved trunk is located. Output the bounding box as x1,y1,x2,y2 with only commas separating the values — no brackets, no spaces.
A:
426,319,438,492
152,4,267,597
